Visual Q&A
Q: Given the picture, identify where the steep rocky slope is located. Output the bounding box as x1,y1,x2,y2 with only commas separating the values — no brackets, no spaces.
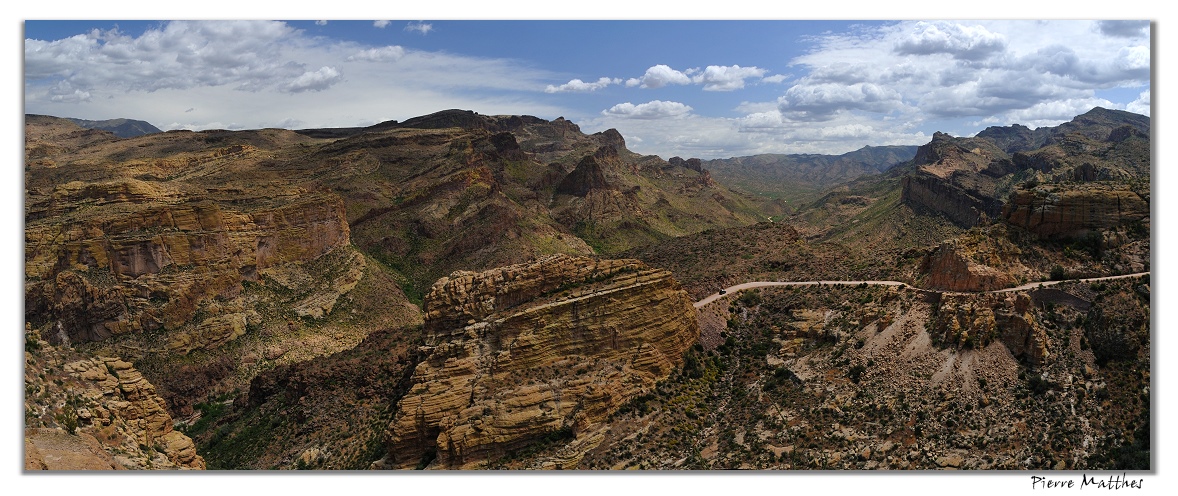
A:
318,110,764,301
188,254,699,470
899,131,1016,227
24,328,204,470
23,116,423,421
501,279,1148,470
179,325,423,469
900,107,1149,232
378,255,697,469
25,184,351,347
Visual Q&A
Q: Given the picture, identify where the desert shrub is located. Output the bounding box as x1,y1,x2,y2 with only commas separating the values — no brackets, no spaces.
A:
737,290,762,307
848,364,867,384
1084,292,1147,365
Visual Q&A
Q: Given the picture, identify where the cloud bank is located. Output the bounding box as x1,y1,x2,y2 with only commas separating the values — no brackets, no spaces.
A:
25,20,1150,159
24,20,567,131
583,21,1148,158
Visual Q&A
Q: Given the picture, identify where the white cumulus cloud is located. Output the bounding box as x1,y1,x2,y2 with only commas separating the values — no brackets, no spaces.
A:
893,21,1007,61
603,100,693,119
282,66,342,93
374,20,391,29
545,77,620,93
405,22,433,35
623,64,769,91
1126,90,1151,116
625,64,693,89
691,65,767,91
779,82,904,119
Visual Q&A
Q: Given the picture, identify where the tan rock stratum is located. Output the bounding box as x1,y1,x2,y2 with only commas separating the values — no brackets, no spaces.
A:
24,333,205,470
382,254,697,469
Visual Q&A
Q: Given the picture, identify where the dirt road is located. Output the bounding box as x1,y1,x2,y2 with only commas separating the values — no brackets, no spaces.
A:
692,272,1150,308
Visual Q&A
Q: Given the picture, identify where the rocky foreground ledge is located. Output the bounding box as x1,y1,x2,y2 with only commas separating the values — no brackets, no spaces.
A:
24,328,205,470
378,254,698,469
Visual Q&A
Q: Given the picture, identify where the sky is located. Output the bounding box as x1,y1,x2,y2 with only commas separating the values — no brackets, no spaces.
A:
23,18,1151,159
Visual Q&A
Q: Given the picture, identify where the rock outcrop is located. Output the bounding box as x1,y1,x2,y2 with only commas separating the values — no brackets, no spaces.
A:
901,173,997,228
900,133,1008,227
25,182,350,347
24,331,205,470
919,227,1030,292
928,292,1049,365
1002,184,1148,240
555,153,614,197
921,242,1016,293
381,254,698,469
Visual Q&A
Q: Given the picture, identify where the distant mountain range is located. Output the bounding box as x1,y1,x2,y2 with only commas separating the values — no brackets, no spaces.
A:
64,117,161,138
701,145,919,212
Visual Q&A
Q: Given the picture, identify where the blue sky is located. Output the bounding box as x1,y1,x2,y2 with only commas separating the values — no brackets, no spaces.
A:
24,19,1150,159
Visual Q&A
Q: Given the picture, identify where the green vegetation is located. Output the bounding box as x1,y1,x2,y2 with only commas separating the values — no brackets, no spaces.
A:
178,396,231,438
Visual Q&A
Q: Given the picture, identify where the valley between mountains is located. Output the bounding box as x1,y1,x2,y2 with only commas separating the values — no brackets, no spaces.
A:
24,107,1150,471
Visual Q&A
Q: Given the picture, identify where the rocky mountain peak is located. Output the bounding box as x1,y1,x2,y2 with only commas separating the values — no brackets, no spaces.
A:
593,128,626,150
554,153,614,197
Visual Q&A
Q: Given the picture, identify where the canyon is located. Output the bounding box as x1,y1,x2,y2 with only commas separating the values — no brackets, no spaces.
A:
24,107,1150,471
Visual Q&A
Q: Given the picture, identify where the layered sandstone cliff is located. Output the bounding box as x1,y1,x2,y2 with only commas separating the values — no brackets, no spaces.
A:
381,255,698,469
24,331,205,470
901,173,997,228
25,181,350,348
1002,184,1148,240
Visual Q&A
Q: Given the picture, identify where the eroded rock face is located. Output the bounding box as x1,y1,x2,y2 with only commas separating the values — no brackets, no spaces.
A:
919,229,1028,292
928,293,1049,365
555,153,614,197
382,254,698,469
24,332,205,470
900,132,1007,228
1002,184,1148,240
901,173,996,228
25,181,350,348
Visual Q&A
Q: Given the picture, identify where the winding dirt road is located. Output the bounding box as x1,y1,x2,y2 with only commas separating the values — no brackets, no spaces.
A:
692,272,1150,308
